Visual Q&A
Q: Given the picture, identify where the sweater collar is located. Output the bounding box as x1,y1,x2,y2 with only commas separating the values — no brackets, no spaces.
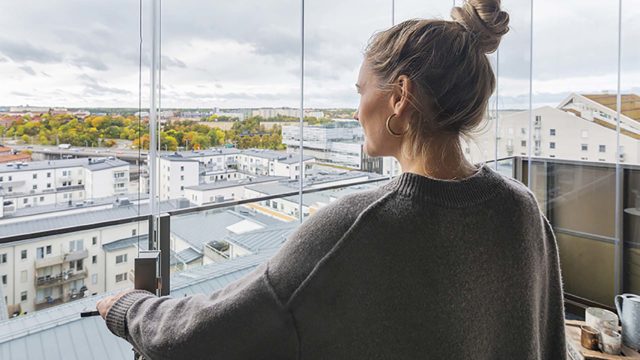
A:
385,163,504,207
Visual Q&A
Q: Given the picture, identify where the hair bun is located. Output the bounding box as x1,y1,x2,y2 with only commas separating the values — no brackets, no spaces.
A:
451,0,510,54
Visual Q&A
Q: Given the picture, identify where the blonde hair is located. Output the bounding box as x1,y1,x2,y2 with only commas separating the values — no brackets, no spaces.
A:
365,0,509,172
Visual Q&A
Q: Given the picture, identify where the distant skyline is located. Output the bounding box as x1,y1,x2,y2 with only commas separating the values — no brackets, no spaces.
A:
0,0,638,109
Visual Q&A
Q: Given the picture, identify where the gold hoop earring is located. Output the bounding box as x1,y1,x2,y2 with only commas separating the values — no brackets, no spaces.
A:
385,113,407,137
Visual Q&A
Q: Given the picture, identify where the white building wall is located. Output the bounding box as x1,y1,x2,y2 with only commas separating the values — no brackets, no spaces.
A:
468,106,640,164
0,220,147,314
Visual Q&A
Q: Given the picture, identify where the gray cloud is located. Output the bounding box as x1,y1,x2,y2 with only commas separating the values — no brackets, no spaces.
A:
0,38,63,63
18,65,36,76
71,55,109,71
78,73,132,96
0,0,637,108
11,91,34,97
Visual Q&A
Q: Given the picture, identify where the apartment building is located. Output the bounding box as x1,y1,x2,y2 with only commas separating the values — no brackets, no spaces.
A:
157,148,315,200
0,157,130,216
461,93,640,165
0,198,189,315
282,120,364,169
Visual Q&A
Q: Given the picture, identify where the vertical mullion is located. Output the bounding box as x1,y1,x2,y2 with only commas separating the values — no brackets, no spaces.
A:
298,0,305,223
614,0,623,296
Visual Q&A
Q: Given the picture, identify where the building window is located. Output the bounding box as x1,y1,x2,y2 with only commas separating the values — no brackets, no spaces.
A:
520,128,526,135
550,129,556,136
550,142,556,149
39,196,44,202
581,144,588,151
1,275,6,285
23,198,28,204
21,270,27,283
47,172,51,178
92,236,97,245
33,173,37,179
115,254,128,264
20,291,27,302
0,176,2,182
47,183,51,188
36,247,45,259
180,166,184,171
21,250,27,260
521,140,526,147
69,239,84,252
0,253,7,264
7,186,12,192
32,185,37,190
181,175,184,181
92,255,97,264
92,274,98,285
132,229,136,236
180,186,184,191
599,145,606,153
115,273,128,282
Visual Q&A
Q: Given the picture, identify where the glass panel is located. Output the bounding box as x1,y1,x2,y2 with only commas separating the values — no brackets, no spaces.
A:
0,0,148,320
169,181,391,283
621,0,640,295
158,0,301,212
532,0,619,307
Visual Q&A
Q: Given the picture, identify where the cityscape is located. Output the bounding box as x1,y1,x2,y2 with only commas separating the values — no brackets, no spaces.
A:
0,0,638,358
1,91,638,316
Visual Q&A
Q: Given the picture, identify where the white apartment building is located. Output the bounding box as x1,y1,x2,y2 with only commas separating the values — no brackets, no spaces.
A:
0,198,191,315
158,148,315,200
282,120,364,169
465,94,640,164
0,157,130,216
184,176,288,206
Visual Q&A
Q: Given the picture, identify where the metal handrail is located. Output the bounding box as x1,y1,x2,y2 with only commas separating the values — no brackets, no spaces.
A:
0,176,391,244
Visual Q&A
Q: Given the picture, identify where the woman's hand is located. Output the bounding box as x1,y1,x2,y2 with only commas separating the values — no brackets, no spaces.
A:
96,289,137,320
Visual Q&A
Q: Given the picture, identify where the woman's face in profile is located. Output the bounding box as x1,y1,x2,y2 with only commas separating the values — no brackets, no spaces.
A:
354,61,398,158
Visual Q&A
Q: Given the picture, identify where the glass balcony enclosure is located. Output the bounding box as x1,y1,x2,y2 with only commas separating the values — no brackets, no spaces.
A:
0,0,638,358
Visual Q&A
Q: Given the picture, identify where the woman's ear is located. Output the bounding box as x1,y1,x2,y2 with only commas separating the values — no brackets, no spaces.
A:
389,75,412,118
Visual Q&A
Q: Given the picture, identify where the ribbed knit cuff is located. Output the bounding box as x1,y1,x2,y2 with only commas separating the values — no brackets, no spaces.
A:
105,290,154,339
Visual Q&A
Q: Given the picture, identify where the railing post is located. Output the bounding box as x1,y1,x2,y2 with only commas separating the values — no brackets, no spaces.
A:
159,213,170,296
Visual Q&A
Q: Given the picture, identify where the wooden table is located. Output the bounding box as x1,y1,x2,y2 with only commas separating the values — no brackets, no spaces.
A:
566,320,640,359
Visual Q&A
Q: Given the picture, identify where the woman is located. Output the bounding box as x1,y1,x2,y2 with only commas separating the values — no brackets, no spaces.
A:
99,0,566,358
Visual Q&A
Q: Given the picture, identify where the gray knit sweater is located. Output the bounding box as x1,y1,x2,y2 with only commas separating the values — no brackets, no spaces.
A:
106,164,566,359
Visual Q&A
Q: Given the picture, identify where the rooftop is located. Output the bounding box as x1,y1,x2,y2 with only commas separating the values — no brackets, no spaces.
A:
583,93,640,121
224,222,298,253
0,248,278,360
0,157,129,174
0,198,191,245
184,175,288,191
170,206,286,250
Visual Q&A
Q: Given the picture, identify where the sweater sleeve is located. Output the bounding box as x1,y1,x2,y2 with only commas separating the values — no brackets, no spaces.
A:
105,262,298,360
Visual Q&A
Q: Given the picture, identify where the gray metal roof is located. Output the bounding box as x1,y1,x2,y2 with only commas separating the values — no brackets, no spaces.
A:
0,248,278,360
0,199,192,246
278,154,315,164
170,247,202,266
160,148,240,161
184,176,287,191
170,207,285,250
0,157,129,174
224,222,297,253
102,234,202,266
102,234,150,252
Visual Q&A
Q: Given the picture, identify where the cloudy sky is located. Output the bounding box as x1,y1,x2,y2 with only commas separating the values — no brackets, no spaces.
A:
0,0,638,109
